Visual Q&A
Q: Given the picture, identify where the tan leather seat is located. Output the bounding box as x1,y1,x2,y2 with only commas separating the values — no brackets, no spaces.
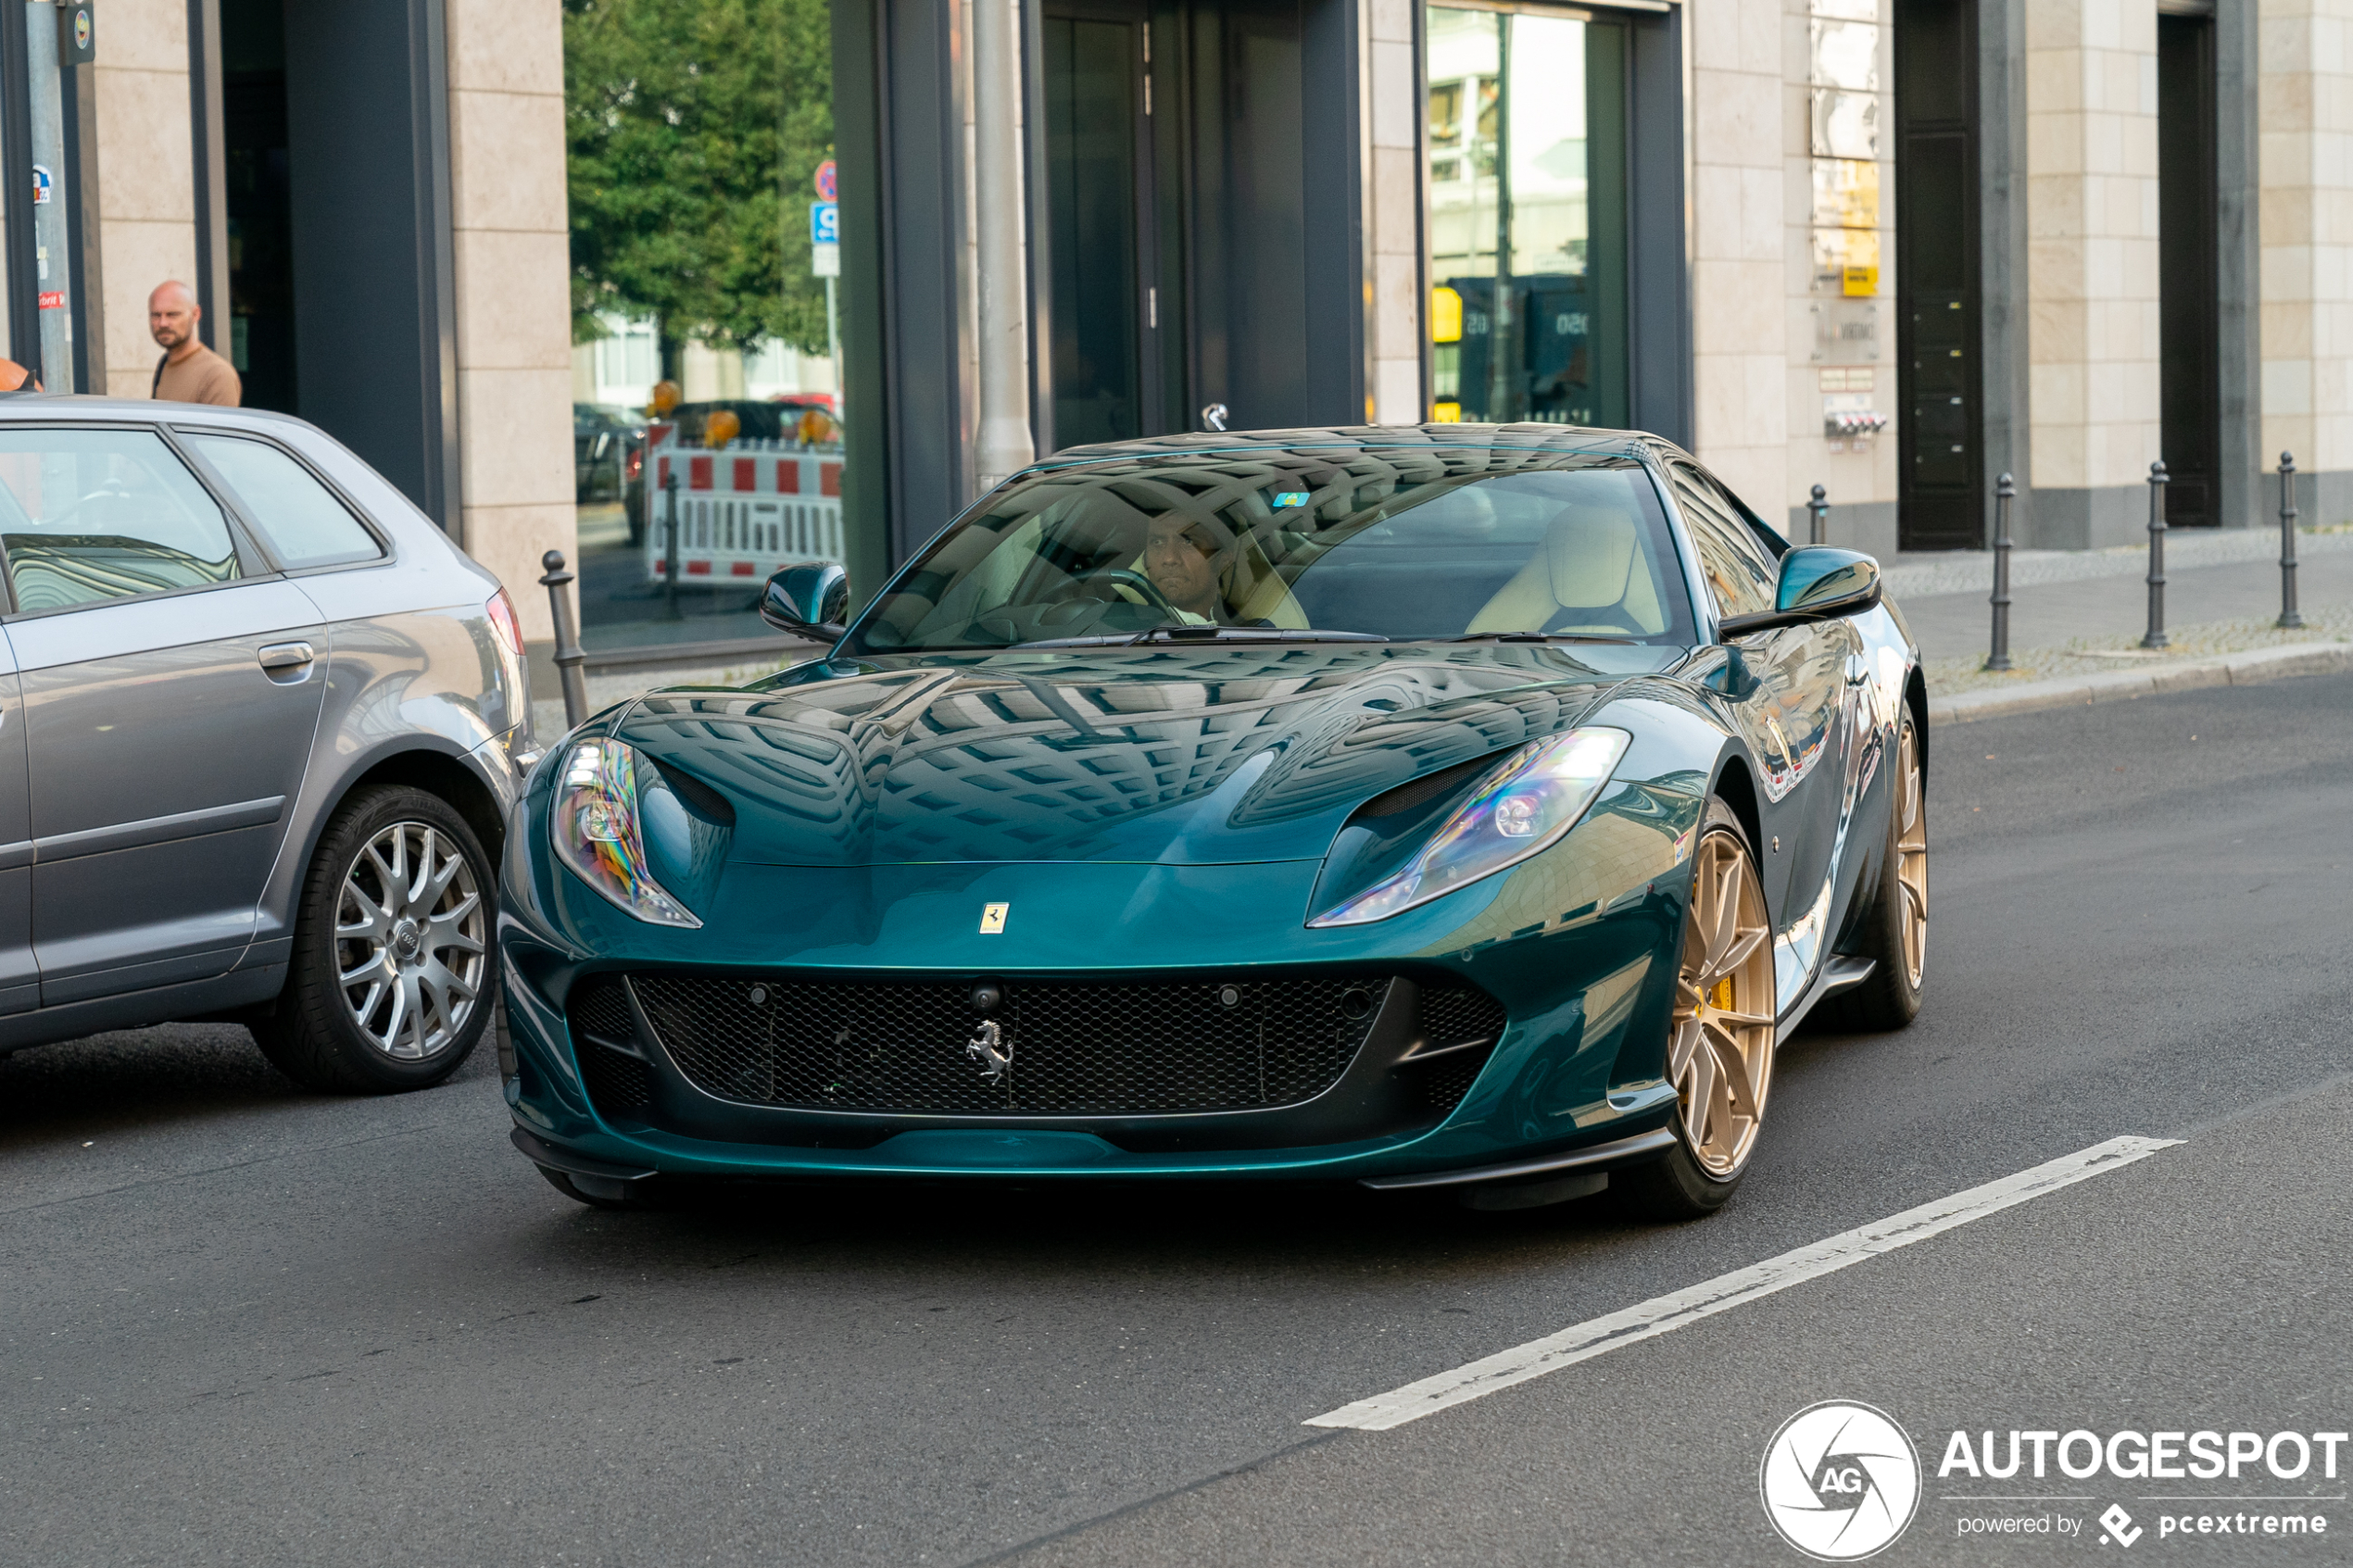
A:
1466,503,1667,635
1229,534,1311,627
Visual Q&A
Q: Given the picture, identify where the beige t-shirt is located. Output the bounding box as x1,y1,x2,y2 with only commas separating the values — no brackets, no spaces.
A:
153,343,241,407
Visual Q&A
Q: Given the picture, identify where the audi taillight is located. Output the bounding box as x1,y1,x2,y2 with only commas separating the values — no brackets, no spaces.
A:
486,588,525,659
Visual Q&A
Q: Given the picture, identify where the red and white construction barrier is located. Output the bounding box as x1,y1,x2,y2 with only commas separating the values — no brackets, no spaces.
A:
644,434,846,584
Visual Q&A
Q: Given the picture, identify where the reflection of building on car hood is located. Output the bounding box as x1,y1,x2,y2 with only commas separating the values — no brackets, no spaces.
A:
861,434,1692,650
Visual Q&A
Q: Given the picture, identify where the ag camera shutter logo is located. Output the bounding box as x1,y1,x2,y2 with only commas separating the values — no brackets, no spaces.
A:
1760,1401,1922,1561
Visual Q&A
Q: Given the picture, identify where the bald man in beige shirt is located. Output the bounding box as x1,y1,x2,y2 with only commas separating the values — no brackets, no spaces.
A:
148,280,240,406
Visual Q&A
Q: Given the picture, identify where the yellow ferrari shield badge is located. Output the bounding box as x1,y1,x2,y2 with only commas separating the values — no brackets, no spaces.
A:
978,902,1009,935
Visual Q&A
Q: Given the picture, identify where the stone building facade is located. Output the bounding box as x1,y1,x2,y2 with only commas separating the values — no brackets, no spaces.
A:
75,0,573,645
39,0,2336,672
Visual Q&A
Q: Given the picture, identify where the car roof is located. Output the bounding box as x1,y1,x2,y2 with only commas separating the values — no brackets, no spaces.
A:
0,392,323,434
1033,422,1664,475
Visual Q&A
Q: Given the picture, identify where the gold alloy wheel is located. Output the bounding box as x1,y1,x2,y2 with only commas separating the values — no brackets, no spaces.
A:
1894,722,1928,987
1668,825,1778,1177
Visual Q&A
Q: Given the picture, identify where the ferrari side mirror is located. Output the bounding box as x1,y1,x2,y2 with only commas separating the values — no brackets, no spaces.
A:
1718,547,1881,639
762,560,850,643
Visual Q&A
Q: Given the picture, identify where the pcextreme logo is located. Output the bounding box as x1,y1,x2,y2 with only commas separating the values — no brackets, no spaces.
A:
1760,1401,1923,1561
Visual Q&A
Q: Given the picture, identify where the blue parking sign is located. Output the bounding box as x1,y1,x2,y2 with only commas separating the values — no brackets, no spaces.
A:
811,201,838,245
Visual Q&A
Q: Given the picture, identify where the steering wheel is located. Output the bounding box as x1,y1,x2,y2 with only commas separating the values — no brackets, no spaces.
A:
1063,566,1183,619
46,480,139,532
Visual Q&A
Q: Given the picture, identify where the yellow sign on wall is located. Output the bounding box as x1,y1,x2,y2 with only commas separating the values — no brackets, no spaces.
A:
1810,227,1881,296
1810,158,1880,230
1430,286,1464,345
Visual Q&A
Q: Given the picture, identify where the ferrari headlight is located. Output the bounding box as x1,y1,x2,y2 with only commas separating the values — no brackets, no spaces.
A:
1310,727,1631,927
551,739,702,928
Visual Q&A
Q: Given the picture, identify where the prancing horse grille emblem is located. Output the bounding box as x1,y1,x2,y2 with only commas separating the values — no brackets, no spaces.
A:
967,1019,1012,1083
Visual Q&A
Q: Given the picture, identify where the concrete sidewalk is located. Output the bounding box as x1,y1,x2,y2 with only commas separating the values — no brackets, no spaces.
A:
1891,528,2353,666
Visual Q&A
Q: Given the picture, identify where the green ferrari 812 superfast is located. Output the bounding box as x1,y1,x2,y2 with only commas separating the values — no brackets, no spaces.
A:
499,426,1927,1217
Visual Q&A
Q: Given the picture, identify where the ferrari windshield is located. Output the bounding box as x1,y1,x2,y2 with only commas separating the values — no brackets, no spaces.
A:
846,445,1699,653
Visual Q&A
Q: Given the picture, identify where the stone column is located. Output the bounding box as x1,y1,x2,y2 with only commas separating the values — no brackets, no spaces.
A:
446,0,576,645
1981,0,2033,547
1689,0,1790,517
2259,1,2353,527
1367,0,1422,423
1782,0,1899,558
92,0,196,398
2024,0,2161,548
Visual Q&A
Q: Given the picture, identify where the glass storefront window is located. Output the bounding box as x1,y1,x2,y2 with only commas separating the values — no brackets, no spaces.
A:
1427,5,1629,429
1043,15,1143,448
564,0,847,655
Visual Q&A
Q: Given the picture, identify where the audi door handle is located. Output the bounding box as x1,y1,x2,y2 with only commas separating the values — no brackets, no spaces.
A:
258,641,315,671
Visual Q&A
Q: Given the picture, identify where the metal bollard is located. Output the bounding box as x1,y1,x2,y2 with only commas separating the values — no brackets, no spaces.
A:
1807,483,1829,546
662,466,682,621
538,550,589,729
2278,450,2304,629
2142,459,2169,650
1984,472,2015,671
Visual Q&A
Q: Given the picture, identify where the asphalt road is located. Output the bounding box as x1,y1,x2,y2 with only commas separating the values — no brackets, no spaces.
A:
6,675,2350,1567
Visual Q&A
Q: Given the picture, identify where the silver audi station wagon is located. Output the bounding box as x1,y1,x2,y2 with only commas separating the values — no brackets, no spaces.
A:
0,398,533,1091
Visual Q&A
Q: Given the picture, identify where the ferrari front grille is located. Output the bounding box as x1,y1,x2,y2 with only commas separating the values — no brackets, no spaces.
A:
567,975,654,1119
628,972,1398,1117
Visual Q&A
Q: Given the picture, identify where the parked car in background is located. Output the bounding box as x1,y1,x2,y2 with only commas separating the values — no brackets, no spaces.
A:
0,398,535,1092
573,403,639,504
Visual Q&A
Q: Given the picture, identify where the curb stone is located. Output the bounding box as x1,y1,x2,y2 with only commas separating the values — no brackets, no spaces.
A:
1925,642,2352,728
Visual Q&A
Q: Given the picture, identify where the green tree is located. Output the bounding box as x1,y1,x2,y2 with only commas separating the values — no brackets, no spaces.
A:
564,0,834,362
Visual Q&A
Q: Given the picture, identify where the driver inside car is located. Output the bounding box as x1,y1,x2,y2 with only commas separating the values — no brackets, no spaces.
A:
1140,513,1235,622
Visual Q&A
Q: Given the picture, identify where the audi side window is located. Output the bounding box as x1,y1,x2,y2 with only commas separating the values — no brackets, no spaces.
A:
0,428,242,612
183,434,384,571
1667,464,1777,620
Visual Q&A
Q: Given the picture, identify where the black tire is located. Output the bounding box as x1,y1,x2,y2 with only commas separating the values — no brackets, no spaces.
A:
1617,798,1771,1222
1816,709,1927,1034
253,784,496,1094
1617,1136,1743,1221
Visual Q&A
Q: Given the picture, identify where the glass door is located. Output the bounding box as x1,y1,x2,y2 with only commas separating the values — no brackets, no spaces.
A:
1894,0,1984,550
562,0,851,656
2157,11,2219,528
1042,4,1163,448
1427,5,1629,428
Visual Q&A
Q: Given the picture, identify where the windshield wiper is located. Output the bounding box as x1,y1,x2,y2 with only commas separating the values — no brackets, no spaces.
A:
1127,625,1390,646
1436,632,1638,645
1008,626,1390,650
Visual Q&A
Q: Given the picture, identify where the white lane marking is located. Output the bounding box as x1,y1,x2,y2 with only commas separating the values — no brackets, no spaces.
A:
1308,1135,2181,1432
